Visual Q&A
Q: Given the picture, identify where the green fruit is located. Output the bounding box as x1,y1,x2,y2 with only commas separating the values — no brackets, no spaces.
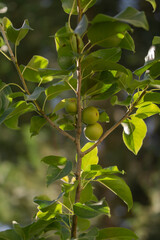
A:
84,122,103,141
65,98,77,114
82,106,99,124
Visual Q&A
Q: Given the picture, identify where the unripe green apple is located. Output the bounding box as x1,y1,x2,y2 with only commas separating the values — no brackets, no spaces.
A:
82,106,99,124
84,122,103,141
65,98,77,114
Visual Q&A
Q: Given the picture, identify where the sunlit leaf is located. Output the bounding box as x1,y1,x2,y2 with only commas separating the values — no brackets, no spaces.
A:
81,142,99,171
122,116,147,155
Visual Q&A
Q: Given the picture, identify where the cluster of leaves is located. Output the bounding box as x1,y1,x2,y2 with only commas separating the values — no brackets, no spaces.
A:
0,0,160,239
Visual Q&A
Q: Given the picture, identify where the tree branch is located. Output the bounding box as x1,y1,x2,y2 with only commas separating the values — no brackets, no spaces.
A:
0,24,75,143
81,85,149,157
71,0,83,238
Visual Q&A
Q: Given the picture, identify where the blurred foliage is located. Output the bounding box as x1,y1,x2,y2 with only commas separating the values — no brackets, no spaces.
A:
0,0,159,239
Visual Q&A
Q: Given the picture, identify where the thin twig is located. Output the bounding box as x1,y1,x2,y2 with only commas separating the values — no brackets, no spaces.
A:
81,85,149,157
0,23,76,143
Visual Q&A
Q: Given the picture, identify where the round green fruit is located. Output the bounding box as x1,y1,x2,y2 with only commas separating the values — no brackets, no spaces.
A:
82,106,99,124
84,122,103,141
65,98,77,114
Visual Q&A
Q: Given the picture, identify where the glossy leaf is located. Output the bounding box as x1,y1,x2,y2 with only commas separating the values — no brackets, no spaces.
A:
3,17,32,45
98,175,133,210
134,59,158,76
75,14,88,36
73,199,110,219
122,116,147,155
81,142,99,171
61,0,96,15
97,227,138,240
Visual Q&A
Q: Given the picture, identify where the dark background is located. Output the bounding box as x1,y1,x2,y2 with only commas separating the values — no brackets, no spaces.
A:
0,1,160,239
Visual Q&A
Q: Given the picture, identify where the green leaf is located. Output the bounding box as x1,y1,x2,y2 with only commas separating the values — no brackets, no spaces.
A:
97,227,138,240
79,228,99,239
53,99,66,113
80,183,93,203
116,7,149,30
99,111,110,123
88,21,131,48
4,101,35,129
134,59,158,77
39,68,70,78
149,62,160,78
26,87,45,101
46,160,72,185
90,48,122,62
135,102,160,119
77,217,90,232
57,117,75,131
0,229,21,240
41,155,67,166
30,115,46,136
146,0,156,12
81,142,99,171
21,55,51,83
152,36,160,45
58,45,75,70
93,83,120,100
111,95,132,107
61,0,96,15
45,83,71,100
75,14,88,36
144,92,160,104
12,221,25,239
73,199,110,219
98,175,133,211
3,17,32,45
122,116,147,155
82,58,129,75
119,32,135,52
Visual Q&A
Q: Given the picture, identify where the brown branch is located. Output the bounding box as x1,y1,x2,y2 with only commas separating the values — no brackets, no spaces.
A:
81,85,149,157
71,0,83,238
0,23,75,143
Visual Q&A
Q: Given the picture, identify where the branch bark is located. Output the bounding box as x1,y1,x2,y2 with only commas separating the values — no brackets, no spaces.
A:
71,0,83,238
